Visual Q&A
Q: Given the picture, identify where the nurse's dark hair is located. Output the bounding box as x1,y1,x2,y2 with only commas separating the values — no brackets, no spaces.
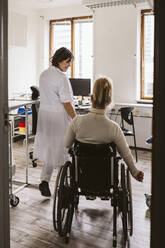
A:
51,47,74,67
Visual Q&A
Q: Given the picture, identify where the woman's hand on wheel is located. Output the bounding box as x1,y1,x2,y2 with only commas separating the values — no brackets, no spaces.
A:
135,171,144,182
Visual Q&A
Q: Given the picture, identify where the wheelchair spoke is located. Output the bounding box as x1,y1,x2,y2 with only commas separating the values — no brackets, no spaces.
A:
61,208,66,222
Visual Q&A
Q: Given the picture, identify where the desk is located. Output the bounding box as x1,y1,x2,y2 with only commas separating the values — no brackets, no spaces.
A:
9,99,39,111
8,99,39,206
75,105,90,114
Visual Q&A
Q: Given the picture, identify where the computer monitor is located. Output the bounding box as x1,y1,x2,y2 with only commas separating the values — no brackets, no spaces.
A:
69,78,91,96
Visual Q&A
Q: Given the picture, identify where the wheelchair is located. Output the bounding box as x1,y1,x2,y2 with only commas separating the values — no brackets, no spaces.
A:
53,140,133,247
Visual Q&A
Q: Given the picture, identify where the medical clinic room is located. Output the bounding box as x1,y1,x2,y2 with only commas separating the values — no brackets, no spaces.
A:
1,0,164,248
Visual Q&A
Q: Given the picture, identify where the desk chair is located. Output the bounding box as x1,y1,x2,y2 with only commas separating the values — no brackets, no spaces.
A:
31,86,40,135
29,86,40,167
145,135,152,213
120,107,138,162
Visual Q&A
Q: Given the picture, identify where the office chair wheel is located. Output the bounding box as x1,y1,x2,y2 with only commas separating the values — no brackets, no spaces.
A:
53,166,64,231
54,161,74,238
29,152,37,167
120,163,128,242
29,151,33,159
10,195,19,207
32,160,37,168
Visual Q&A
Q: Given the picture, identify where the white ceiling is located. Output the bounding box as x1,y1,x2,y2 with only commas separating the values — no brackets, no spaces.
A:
13,0,83,9
13,0,154,10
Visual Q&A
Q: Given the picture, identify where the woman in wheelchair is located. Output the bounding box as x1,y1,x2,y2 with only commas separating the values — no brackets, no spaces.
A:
64,77,144,182
53,77,144,246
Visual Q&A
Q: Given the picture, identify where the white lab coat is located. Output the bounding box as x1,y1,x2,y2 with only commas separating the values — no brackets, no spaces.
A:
33,66,73,168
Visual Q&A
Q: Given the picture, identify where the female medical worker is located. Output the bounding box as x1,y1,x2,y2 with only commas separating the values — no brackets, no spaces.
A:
34,47,76,197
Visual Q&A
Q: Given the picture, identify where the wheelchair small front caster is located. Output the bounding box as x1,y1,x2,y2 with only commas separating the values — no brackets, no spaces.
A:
10,196,19,207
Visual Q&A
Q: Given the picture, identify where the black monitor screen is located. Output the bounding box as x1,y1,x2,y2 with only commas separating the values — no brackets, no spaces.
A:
69,78,91,96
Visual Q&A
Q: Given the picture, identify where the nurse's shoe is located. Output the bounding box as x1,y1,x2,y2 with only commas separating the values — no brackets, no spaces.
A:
39,181,51,197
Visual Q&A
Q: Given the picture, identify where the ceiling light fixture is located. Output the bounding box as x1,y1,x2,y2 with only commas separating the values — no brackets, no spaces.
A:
83,0,153,9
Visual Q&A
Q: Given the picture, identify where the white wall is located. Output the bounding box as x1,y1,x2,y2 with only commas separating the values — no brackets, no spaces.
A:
94,6,137,103
8,1,39,98
8,3,92,97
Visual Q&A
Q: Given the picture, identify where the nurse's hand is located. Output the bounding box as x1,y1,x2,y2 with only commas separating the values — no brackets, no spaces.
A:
63,102,76,119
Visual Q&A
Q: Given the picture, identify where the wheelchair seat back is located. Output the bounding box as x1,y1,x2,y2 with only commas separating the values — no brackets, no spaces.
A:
73,141,116,194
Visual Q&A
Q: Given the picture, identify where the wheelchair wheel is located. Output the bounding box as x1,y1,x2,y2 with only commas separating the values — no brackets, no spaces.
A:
53,166,64,231
127,169,133,236
120,163,128,242
56,161,74,239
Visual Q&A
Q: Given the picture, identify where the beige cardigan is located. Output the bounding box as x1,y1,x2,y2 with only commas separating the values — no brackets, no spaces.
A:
64,108,139,178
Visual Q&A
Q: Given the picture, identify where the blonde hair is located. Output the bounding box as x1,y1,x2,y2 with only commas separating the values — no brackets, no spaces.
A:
92,77,112,108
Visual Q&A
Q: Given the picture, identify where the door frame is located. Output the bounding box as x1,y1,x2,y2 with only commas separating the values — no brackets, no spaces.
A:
0,0,10,247
151,0,165,247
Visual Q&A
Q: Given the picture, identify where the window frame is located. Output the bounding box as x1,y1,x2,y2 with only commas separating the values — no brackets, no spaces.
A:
49,16,93,78
141,9,154,100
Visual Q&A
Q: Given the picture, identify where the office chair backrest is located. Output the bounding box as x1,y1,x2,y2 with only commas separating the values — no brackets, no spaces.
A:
30,86,40,100
120,107,134,125
30,86,40,135
120,106,138,162
73,141,116,192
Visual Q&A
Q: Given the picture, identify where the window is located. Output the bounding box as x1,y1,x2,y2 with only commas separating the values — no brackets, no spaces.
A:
141,10,154,99
50,17,93,80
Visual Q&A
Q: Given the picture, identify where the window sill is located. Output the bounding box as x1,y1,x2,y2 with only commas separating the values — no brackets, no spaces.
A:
136,99,153,105
115,101,153,108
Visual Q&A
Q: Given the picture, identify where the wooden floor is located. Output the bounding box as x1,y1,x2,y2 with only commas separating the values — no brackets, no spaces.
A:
10,139,151,248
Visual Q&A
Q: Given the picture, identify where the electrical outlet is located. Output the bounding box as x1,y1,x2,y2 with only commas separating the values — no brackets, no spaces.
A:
145,112,151,117
134,108,140,115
